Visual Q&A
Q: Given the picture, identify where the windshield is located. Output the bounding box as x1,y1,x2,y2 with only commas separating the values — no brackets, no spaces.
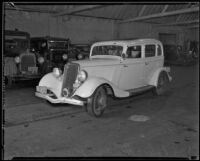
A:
4,35,29,57
49,41,68,49
92,45,123,56
30,40,47,51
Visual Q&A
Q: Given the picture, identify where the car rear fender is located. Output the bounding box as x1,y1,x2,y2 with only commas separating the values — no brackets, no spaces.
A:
73,77,129,98
148,67,172,87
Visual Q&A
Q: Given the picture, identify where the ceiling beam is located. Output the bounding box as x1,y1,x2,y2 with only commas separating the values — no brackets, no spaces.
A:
162,5,169,13
64,13,122,21
5,6,58,14
155,19,199,26
185,24,199,28
119,6,199,24
54,5,104,16
138,5,146,16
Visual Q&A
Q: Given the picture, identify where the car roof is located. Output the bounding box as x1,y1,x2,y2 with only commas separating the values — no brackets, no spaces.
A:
92,39,162,46
30,36,69,41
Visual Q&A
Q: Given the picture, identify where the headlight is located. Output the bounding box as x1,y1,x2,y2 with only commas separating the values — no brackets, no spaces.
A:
77,54,83,60
14,56,20,63
62,54,68,60
38,57,44,64
77,70,87,82
63,88,69,97
53,67,62,78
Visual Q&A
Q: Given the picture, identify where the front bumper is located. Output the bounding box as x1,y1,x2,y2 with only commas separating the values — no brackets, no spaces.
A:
35,92,84,106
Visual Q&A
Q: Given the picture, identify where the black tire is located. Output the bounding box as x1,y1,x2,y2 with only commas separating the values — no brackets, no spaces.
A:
5,76,13,88
153,72,169,96
86,86,107,117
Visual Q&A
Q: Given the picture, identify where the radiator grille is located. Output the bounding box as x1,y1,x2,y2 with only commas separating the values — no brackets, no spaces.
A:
20,54,36,72
52,51,66,63
62,63,79,97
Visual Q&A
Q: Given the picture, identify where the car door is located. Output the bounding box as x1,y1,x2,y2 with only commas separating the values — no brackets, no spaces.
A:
143,44,163,85
118,45,145,90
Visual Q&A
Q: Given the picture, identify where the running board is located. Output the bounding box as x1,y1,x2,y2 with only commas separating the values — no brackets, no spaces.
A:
126,85,154,96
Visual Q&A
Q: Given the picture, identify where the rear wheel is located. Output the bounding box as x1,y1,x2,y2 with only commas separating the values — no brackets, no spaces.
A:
86,86,107,117
153,71,169,96
5,76,13,88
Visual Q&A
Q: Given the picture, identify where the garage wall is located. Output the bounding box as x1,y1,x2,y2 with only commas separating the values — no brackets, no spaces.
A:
4,10,115,44
117,22,192,46
116,22,153,39
184,28,199,42
57,16,115,43
5,11,51,37
4,10,198,45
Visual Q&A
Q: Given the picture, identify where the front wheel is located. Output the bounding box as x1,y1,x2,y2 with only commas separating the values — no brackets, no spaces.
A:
86,86,107,117
153,72,169,96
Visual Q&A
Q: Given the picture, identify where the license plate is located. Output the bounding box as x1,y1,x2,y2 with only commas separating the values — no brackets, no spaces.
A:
28,67,38,74
37,86,47,94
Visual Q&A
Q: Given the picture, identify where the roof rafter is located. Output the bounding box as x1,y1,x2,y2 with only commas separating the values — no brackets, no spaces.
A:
53,5,104,16
162,5,169,13
119,6,199,24
138,5,146,16
155,19,199,26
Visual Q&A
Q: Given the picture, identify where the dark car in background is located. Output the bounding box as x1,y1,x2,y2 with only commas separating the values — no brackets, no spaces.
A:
30,36,70,72
68,44,91,60
163,41,199,66
4,30,42,87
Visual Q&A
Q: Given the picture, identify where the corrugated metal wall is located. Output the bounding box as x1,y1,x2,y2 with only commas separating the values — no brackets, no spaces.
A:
4,10,198,45
5,10,115,44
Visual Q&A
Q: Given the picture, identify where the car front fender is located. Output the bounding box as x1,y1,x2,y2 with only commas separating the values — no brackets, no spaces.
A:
38,72,63,97
73,77,129,98
148,67,172,86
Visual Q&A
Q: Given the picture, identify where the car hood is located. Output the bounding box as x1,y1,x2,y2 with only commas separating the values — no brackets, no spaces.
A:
72,58,122,84
72,58,121,68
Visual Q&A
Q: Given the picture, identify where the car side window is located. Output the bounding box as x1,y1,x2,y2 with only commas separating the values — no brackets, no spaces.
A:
157,44,162,56
126,46,141,58
145,45,156,57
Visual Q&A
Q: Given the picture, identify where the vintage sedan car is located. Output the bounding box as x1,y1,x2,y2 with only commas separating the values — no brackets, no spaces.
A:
68,44,91,60
30,36,70,73
35,39,172,117
4,30,42,87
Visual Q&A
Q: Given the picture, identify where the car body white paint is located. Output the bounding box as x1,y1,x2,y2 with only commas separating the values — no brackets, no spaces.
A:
35,39,172,105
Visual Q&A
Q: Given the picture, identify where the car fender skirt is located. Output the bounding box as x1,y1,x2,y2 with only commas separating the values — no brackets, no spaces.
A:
148,67,172,86
38,72,62,98
73,77,129,98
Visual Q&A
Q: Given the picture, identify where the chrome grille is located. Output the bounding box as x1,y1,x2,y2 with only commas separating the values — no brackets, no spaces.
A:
62,63,79,97
20,54,36,72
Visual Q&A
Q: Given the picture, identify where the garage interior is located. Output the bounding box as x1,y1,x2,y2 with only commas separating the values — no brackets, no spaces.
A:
3,2,199,159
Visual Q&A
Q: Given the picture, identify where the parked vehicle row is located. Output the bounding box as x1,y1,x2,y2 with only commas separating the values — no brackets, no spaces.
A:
4,30,173,117
3,30,91,87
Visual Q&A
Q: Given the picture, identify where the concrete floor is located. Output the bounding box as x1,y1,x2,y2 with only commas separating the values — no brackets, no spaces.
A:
3,64,199,159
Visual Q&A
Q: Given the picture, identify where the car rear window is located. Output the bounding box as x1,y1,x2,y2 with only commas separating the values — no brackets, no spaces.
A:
145,45,156,57
157,44,162,56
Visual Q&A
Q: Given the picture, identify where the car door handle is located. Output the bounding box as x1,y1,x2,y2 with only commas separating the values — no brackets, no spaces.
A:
145,62,149,65
123,65,128,67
